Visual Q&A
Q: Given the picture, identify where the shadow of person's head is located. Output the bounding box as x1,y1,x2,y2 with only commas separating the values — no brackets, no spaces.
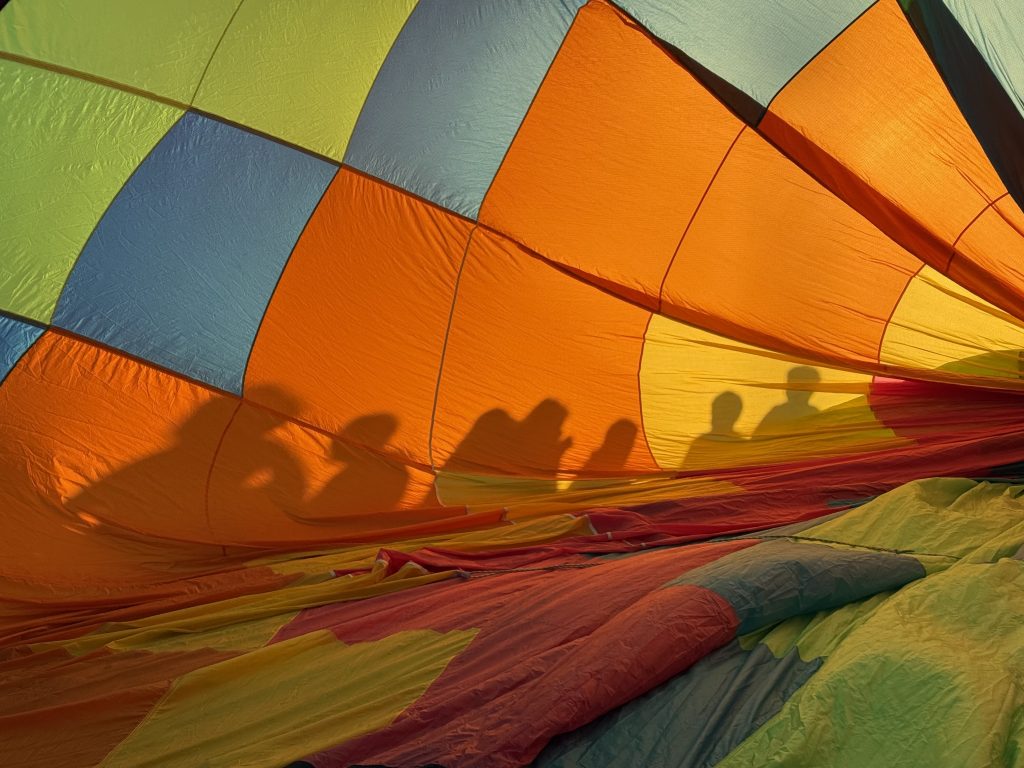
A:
333,413,399,459
710,391,742,433
785,366,820,406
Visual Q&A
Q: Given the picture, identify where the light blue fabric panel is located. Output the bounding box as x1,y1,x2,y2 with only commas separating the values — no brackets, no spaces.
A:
344,0,586,219
939,0,1024,119
52,112,337,393
616,0,872,113
0,313,45,385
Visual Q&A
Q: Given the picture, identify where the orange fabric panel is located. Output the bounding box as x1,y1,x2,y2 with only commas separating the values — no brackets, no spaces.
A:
762,0,1005,271
245,168,474,466
207,399,452,546
0,332,244,596
431,228,658,478
662,130,921,365
479,0,742,306
951,197,1024,319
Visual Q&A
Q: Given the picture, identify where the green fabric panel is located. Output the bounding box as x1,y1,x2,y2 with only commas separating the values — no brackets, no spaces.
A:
718,560,1024,767
193,0,417,160
0,60,182,322
739,591,893,661
0,0,239,103
798,477,1024,559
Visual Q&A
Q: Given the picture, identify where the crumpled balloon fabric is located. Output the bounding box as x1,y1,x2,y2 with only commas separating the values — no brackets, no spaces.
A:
3,1,1024,766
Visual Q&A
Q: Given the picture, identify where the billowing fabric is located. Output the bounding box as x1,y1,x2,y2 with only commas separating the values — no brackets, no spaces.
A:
4,0,1024,766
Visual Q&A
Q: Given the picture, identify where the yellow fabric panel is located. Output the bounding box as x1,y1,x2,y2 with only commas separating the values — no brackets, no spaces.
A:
252,513,593,577
104,611,298,655
0,0,239,103
44,563,451,658
880,266,1024,382
640,315,903,470
100,627,476,768
193,0,416,159
433,472,741,516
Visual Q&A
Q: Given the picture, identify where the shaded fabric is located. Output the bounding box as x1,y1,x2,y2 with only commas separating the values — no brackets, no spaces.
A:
535,641,821,768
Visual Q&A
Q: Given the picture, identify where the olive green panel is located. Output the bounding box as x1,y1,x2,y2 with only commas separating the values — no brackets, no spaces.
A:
0,59,182,321
193,0,417,160
800,477,1024,560
720,560,1024,767
0,0,240,103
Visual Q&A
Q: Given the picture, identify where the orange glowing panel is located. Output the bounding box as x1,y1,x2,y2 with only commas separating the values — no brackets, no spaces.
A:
207,399,447,545
479,0,742,305
245,168,474,467
762,0,1005,270
662,130,921,365
951,196,1024,319
431,228,658,478
0,332,238,594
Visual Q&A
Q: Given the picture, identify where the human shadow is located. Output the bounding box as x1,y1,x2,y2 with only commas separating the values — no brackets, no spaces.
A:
569,418,637,489
426,398,574,504
683,390,747,469
64,385,305,536
752,366,821,439
304,413,409,519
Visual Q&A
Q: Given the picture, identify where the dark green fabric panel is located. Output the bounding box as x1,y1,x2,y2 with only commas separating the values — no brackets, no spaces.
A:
534,641,820,768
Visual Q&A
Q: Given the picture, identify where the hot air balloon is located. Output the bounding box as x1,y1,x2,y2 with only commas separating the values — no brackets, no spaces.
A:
3,0,1024,765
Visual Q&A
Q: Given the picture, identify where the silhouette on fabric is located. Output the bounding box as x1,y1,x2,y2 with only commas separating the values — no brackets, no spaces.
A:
302,413,409,521
684,391,747,469
426,398,574,504
64,386,305,537
570,418,638,489
753,366,821,438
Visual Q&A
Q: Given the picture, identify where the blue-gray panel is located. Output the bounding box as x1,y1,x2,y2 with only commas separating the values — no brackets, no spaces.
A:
52,112,337,393
670,540,924,634
535,641,821,768
616,0,872,116
344,0,586,220
0,313,44,385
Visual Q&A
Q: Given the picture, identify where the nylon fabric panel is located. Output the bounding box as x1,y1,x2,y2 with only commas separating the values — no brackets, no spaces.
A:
0,60,181,322
762,0,1006,272
640,315,903,471
99,629,477,768
479,0,741,304
670,541,925,634
661,129,921,364
929,0,1024,120
245,168,472,467
535,642,821,768
902,0,1024,214
0,314,43,384
344,0,586,219
193,0,416,160
0,0,239,102
717,560,1024,767
880,267,1024,382
52,112,337,394
950,197,1024,320
0,333,240,596
614,0,872,114
0,648,234,768
430,228,657,484
206,400,443,546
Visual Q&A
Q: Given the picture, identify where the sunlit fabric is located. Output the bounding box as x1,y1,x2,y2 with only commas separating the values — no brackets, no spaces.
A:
3,1,1024,766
